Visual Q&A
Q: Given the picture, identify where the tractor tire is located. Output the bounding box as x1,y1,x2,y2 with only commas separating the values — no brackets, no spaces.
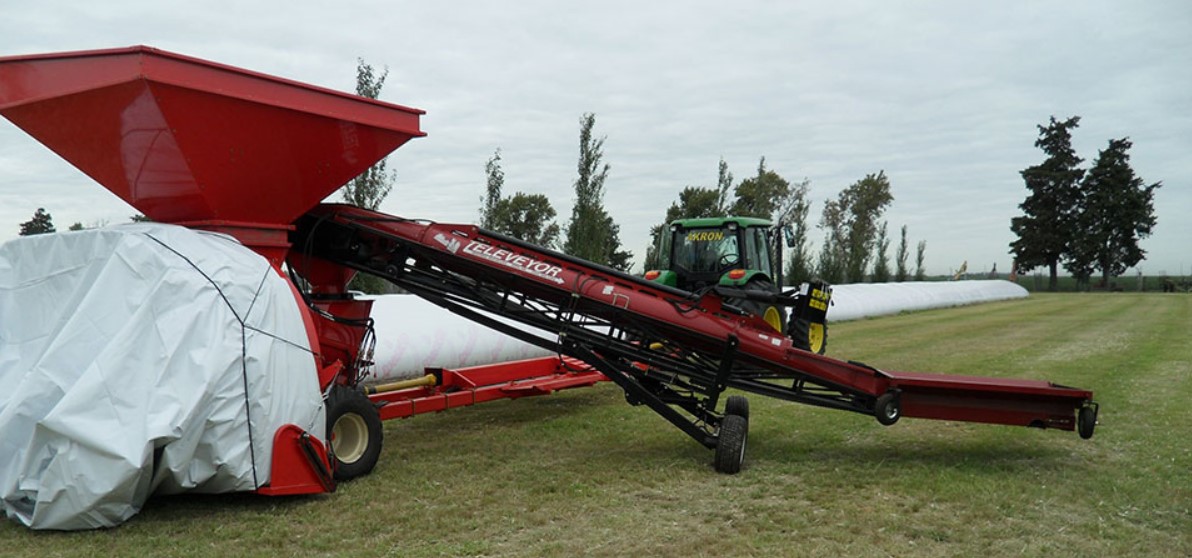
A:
725,394,750,422
874,392,901,426
714,414,749,474
326,385,383,481
736,279,785,333
788,318,829,355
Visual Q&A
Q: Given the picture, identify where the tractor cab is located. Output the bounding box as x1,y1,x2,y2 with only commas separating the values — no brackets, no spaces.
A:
649,217,775,291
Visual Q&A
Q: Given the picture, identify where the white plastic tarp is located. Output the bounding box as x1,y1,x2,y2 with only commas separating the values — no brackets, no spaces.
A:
0,224,322,530
828,280,1028,322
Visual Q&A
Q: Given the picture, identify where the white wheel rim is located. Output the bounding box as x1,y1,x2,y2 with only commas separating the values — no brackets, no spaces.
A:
332,413,369,463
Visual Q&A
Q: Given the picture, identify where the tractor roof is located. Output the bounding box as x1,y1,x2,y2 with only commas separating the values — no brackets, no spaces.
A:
669,216,772,229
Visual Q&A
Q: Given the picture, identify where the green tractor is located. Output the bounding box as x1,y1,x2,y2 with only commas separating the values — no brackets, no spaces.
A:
645,216,831,354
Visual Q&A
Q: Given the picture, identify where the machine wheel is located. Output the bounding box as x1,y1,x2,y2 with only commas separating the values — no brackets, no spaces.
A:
725,394,750,422
326,385,383,480
737,279,785,333
1077,405,1097,439
714,414,749,474
874,392,901,426
787,315,829,355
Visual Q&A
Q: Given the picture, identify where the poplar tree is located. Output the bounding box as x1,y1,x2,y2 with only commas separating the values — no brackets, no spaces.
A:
563,113,630,270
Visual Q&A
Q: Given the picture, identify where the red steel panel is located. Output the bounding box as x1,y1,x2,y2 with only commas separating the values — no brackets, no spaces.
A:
372,357,608,421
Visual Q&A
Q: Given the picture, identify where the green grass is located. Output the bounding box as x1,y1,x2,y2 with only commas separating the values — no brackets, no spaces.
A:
3,293,1189,556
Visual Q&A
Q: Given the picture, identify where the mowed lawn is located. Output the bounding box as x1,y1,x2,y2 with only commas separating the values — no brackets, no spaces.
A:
3,293,1189,557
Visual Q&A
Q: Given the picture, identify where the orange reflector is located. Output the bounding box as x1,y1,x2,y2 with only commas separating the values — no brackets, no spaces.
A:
645,270,661,280
728,269,746,280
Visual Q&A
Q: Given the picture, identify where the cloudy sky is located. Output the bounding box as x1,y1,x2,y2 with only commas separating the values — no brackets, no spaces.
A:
2,1,1188,277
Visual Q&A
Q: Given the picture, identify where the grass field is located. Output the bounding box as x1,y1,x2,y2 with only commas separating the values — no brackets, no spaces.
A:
3,293,1189,557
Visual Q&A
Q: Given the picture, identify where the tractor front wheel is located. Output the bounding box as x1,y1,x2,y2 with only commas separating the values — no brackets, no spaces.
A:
326,385,383,480
736,279,785,333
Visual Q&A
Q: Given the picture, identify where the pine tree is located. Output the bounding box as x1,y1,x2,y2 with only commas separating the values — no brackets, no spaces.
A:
18,208,55,236
1010,116,1084,291
1067,138,1160,287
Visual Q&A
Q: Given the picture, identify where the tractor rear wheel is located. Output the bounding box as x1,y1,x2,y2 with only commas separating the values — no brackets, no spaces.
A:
326,385,383,480
714,414,749,474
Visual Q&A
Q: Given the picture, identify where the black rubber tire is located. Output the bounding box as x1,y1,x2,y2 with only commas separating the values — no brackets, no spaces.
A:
874,392,901,426
714,414,749,474
1077,406,1097,440
326,385,384,481
725,394,750,422
788,318,829,355
736,279,785,334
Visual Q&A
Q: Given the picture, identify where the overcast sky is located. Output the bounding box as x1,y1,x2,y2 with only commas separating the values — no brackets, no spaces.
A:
2,1,1188,277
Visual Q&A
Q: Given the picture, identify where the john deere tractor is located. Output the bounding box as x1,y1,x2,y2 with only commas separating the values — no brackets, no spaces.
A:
645,216,830,354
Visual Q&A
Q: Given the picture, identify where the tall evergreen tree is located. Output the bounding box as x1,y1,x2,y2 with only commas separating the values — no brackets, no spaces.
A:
1066,138,1160,287
19,208,55,236
563,113,631,270
1010,116,1084,291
